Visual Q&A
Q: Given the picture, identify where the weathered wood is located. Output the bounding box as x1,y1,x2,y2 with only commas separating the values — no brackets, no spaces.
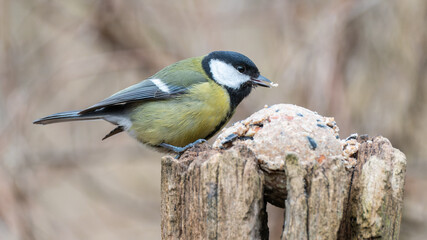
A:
282,154,350,240
338,136,407,239
161,145,268,240
160,104,407,240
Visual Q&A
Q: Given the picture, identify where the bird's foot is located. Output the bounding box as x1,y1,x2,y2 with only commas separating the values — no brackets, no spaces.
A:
160,139,207,159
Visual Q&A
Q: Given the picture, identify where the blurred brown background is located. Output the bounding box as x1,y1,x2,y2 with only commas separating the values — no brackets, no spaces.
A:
0,0,426,239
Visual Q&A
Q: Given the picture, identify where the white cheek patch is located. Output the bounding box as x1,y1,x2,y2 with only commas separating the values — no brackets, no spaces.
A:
150,78,170,94
209,59,250,89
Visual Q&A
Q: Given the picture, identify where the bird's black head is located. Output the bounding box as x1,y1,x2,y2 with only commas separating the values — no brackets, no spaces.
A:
202,51,271,108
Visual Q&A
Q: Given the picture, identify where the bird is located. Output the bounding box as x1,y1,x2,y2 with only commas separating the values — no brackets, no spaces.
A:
33,51,273,154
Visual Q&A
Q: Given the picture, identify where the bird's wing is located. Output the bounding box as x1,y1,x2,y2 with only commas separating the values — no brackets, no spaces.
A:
79,70,208,114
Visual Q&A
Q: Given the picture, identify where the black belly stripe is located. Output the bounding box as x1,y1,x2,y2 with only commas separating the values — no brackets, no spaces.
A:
203,110,234,140
203,84,252,140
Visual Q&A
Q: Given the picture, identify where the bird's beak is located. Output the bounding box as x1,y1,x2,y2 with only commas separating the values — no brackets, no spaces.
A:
250,75,272,88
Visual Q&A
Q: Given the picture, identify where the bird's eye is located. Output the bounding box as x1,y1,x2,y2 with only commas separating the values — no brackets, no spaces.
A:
236,66,245,73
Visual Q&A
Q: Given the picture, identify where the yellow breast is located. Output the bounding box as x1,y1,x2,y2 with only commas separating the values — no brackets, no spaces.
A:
129,81,231,147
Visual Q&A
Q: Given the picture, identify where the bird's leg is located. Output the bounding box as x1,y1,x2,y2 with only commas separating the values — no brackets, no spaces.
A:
160,139,207,159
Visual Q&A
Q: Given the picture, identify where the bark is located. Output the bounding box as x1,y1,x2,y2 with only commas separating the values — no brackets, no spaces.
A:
160,104,406,240
337,137,407,239
161,145,268,240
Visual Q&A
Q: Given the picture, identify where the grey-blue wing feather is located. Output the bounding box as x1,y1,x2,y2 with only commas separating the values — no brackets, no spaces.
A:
79,80,187,114
79,68,209,114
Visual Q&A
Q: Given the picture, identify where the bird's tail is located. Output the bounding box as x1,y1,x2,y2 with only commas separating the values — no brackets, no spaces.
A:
33,110,103,125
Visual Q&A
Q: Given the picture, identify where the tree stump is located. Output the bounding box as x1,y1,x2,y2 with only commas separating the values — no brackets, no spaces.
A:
160,104,407,240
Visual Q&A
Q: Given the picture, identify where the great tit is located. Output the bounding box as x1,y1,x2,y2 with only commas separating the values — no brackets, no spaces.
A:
33,51,273,153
